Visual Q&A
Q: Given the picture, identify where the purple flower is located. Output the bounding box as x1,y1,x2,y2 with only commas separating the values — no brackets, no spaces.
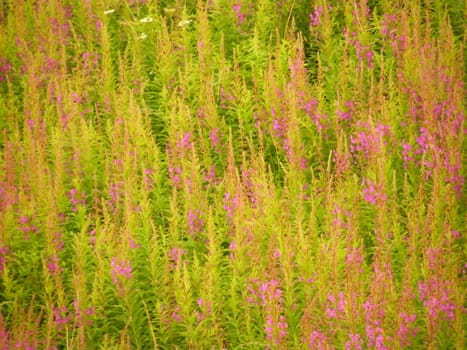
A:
187,209,204,235
53,306,71,330
47,254,62,275
110,257,133,292
0,246,11,273
168,247,187,269
309,6,323,27
307,330,332,349
209,128,221,148
362,178,387,206
345,333,363,350
232,3,247,25
177,132,192,150
223,192,240,218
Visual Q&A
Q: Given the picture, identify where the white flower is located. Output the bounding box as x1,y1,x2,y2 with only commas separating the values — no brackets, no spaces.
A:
139,33,148,40
177,19,192,27
104,9,115,15
139,16,154,23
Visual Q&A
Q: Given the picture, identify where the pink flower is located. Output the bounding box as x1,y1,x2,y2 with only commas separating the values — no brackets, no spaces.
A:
171,306,183,322
362,178,387,206
110,257,132,292
223,192,240,218
307,330,332,350
68,188,86,211
345,333,363,350
418,278,455,322
168,247,187,269
54,307,71,330
209,128,221,148
177,132,192,150
396,312,417,347
232,3,247,25
47,254,62,275
309,6,323,27
0,246,11,273
187,209,204,235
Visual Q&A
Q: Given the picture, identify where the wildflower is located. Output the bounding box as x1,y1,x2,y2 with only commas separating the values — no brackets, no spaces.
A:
89,229,96,246
332,150,351,177
95,19,102,31
301,99,319,117
346,247,364,273
396,312,417,347
171,306,183,322
362,178,387,206
209,128,221,148
111,258,132,280
419,278,455,322
232,3,246,25
168,247,187,268
309,6,323,27
73,300,95,327
220,87,235,108
54,307,71,331
139,16,153,23
402,142,414,167
345,333,363,350
177,132,192,150
195,298,212,322
168,165,182,188
68,188,86,212
187,209,204,235
108,181,124,208
336,100,355,122
272,117,287,138
177,19,192,27
0,58,12,81
229,241,237,259
298,276,314,284
381,13,396,36
104,9,115,15
351,39,374,70
247,279,283,307
265,319,273,340
203,165,218,186
365,50,374,68
223,192,240,218
18,215,39,237
143,168,155,190
138,33,148,40
326,292,346,319
247,278,288,346
415,127,431,154
129,238,140,249
363,299,386,349
273,249,281,259
110,257,132,293
307,330,332,349
0,246,11,273
47,254,62,275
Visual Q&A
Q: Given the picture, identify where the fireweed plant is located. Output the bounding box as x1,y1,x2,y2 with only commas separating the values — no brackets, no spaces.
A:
0,0,465,349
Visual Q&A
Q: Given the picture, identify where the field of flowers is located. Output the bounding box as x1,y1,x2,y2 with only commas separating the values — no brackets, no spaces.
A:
0,0,465,349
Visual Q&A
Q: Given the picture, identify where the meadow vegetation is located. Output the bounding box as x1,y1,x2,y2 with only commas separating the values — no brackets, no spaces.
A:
0,0,465,349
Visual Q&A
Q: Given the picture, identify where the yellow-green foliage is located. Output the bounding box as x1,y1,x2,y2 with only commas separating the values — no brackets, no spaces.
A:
0,0,464,349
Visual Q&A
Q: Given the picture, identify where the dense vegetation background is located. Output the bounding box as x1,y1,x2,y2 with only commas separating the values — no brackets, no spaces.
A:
0,0,465,349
